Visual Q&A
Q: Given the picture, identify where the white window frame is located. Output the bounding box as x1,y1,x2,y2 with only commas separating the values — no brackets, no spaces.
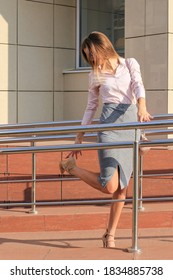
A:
76,0,80,69
76,0,91,70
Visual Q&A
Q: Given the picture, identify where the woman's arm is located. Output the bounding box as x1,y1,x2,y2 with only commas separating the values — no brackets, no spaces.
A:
67,72,100,158
126,58,153,122
137,97,153,122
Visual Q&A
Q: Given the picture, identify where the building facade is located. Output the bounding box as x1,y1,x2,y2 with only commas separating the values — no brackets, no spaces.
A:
0,0,172,124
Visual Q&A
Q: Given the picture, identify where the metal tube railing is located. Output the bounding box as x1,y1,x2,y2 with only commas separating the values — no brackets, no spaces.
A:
0,125,172,197
0,116,173,253
30,138,37,214
139,155,144,211
0,113,173,130
0,139,173,252
128,129,141,253
1,118,173,140
0,120,173,214
1,138,173,155
0,113,172,131
0,195,173,208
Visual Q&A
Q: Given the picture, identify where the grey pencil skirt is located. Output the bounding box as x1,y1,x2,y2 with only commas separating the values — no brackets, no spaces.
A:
97,103,138,190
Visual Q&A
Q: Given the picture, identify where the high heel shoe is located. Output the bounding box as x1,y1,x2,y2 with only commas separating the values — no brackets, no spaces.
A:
102,230,115,248
59,156,76,174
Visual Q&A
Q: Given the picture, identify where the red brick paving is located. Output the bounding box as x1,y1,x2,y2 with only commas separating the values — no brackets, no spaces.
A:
0,228,173,260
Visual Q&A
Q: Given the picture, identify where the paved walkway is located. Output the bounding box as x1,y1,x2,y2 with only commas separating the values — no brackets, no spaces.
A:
0,227,173,260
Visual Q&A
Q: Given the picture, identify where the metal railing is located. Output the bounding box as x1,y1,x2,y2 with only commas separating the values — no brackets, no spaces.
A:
0,114,173,253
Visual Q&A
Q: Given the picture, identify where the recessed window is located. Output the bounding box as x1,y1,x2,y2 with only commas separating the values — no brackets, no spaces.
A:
77,0,125,68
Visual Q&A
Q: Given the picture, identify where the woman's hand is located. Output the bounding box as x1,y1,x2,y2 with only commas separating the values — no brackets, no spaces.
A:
66,132,84,159
138,107,153,122
137,97,153,122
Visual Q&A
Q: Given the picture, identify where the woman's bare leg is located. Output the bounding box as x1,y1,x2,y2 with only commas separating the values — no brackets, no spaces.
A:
70,164,126,233
61,157,127,246
107,186,127,236
69,165,120,194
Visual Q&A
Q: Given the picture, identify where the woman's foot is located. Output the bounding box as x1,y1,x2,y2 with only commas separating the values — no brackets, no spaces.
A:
59,156,76,174
102,230,115,248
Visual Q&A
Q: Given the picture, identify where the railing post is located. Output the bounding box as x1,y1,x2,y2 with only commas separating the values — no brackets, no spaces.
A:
29,139,38,214
128,128,141,253
138,154,145,211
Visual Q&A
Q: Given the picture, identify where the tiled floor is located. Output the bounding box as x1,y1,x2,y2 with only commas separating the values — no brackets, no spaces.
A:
0,228,173,260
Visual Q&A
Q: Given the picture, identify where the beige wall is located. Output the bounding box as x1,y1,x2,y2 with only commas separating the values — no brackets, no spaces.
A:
63,70,102,120
0,0,76,124
0,0,172,124
125,0,171,116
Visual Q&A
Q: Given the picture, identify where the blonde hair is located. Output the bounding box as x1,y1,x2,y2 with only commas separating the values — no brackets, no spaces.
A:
81,31,120,72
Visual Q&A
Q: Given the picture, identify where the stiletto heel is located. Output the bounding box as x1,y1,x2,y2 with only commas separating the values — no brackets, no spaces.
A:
102,230,115,248
59,156,76,174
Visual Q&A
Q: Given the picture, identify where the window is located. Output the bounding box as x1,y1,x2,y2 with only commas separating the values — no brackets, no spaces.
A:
77,0,125,68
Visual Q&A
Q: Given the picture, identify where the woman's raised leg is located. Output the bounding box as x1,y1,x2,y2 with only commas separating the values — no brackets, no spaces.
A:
59,156,120,194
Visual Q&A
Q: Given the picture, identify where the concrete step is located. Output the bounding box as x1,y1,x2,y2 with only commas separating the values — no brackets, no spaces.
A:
0,202,172,232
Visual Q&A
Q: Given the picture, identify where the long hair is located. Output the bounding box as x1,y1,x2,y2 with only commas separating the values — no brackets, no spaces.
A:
81,31,120,72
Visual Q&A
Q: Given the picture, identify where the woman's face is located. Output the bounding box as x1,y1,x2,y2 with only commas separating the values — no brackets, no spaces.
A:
83,47,104,68
83,47,94,65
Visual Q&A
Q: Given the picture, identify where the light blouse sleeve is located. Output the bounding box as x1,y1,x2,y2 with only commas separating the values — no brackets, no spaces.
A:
81,72,100,125
126,58,145,100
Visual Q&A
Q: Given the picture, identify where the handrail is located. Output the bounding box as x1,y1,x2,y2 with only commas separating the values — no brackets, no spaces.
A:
0,141,134,154
0,129,173,146
0,129,172,146
0,113,173,130
0,115,173,253
0,134,96,145
0,119,173,138
0,138,173,155
0,114,173,146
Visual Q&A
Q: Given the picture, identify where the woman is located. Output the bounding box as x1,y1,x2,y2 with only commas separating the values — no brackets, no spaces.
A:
59,31,152,248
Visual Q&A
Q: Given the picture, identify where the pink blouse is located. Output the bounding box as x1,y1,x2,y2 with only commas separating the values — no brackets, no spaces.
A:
81,57,145,125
